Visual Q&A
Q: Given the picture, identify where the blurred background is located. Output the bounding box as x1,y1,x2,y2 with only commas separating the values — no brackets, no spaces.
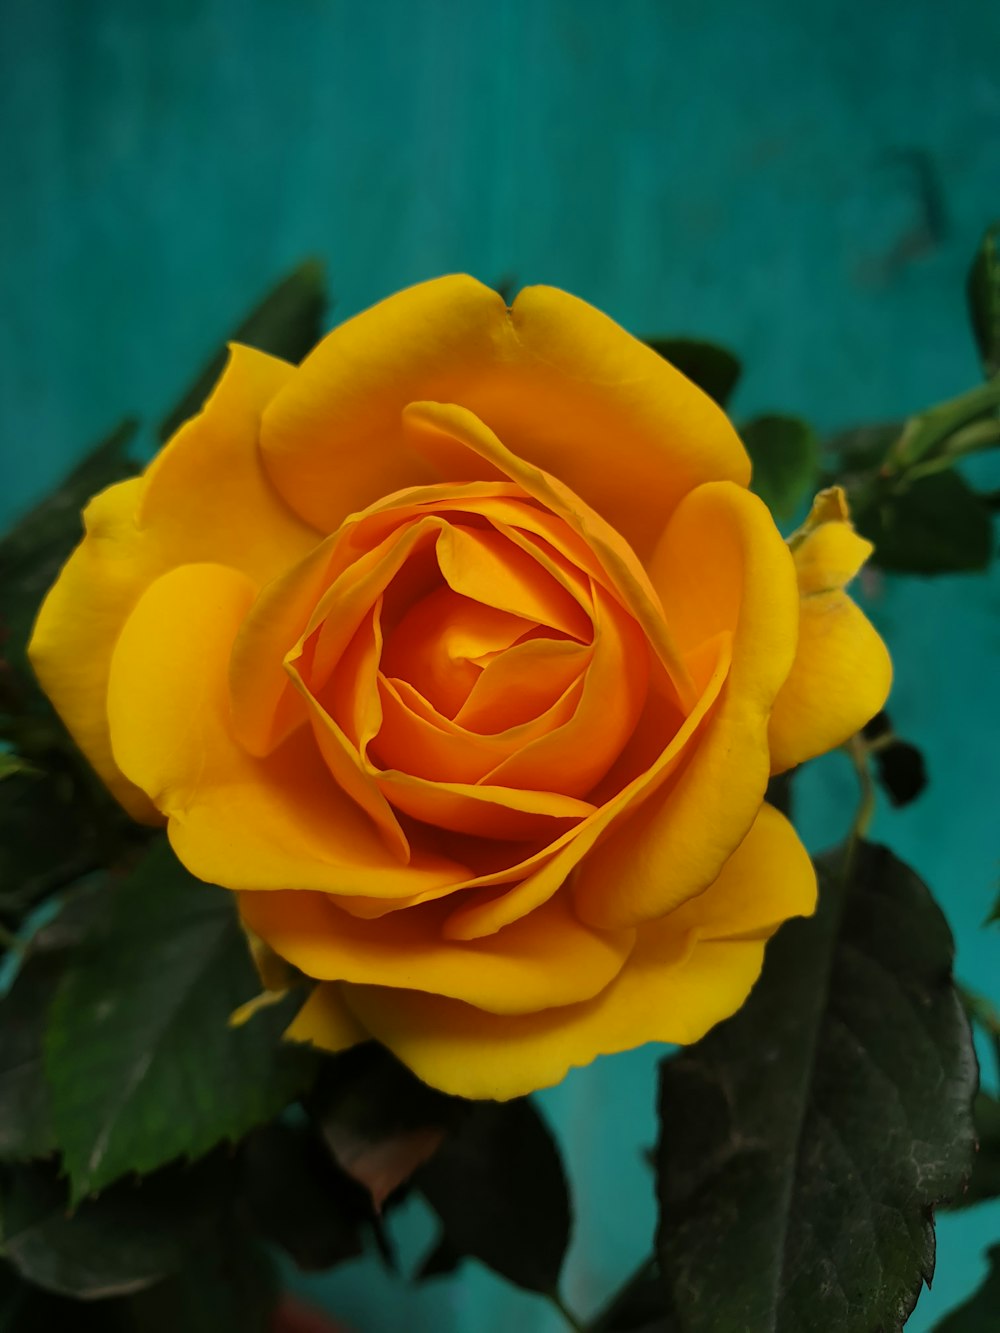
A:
1,2,998,1329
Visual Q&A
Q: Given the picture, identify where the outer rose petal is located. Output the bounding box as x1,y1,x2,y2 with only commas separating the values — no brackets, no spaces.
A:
28,345,317,820
573,482,799,929
239,888,634,1016
107,563,471,898
285,985,368,1053
27,479,160,822
769,510,892,772
297,805,814,1099
260,275,749,559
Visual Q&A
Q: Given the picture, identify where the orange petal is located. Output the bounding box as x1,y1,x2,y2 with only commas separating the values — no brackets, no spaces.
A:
665,802,817,943
401,400,695,708
106,562,470,897
261,276,748,560
769,511,892,772
442,631,732,941
572,482,799,929
138,343,319,583
241,888,634,1016
374,769,596,841
285,984,368,1052
338,800,812,1098
481,585,649,798
341,937,765,1099
28,479,161,822
435,524,591,639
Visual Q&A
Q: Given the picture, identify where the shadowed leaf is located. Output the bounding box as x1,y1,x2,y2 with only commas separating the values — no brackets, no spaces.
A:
655,841,977,1333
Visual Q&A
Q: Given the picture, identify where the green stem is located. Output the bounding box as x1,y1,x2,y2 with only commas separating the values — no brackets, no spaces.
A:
845,734,876,850
884,377,1000,475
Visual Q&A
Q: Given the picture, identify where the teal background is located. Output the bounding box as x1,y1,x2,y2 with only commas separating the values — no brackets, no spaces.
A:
1,2,998,1329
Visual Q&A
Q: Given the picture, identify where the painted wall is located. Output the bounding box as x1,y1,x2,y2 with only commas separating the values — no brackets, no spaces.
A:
2,3,997,1328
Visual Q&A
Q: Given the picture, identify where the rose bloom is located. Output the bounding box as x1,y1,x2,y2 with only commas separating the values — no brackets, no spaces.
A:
30,277,890,1099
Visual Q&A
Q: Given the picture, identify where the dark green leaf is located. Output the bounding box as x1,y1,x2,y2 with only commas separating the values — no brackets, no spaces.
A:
240,1123,366,1271
644,338,741,408
826,423,900,477
310,1043,462,1209
0,766,123,920
945,1093,1000,1209
45,841,318,1203
742,414,821,522
416,1232,465,1282
932,1244,1000,1332
126,1233,278,1333
655,840,977,1333
967,222,1000,378
0,419,138,696
416,1097,571,1295
852,469,994,574
0,955,60,1161
158,259,327,443
588,1258,666,1332
861,714,929,808
874,739,928,807
0,1262,133,1332
0,757,35,783
0,1158,227,1300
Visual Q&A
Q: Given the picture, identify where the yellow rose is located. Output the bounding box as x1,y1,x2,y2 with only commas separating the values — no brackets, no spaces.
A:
29,277,891,1099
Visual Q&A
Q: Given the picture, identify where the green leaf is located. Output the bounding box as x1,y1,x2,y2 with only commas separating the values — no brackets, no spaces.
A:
0,766,126,921
644,338,741,408
158,259,327,443
0,1158,226,1300
309,1043,462,1210
0,955,61,1161
587,1258,665,1332
45,841,318,1203
0,1262,133,1333
852,469,994,574
416,1097,571,1296
947,1092,1000,1209
240,1123,366,1272
742,414,821,522
0,419,138,695
827,422,900,476
126,1234,279,1333
967,222,1000,378
416,1233,465,1282
655,840,977,1333
932,1244,1000,1332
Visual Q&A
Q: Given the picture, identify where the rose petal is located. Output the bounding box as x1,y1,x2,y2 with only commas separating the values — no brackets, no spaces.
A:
768,518,892,772
240,887,634,1016
107,562,471,897
481,585,649,798
400,400,696,709
138,344,319,583
572,481,799,929
441,631,732,940
324,801,814,1098
29,345,307,821
28,479,160,822
261,276,748,560
285,985,368,1052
